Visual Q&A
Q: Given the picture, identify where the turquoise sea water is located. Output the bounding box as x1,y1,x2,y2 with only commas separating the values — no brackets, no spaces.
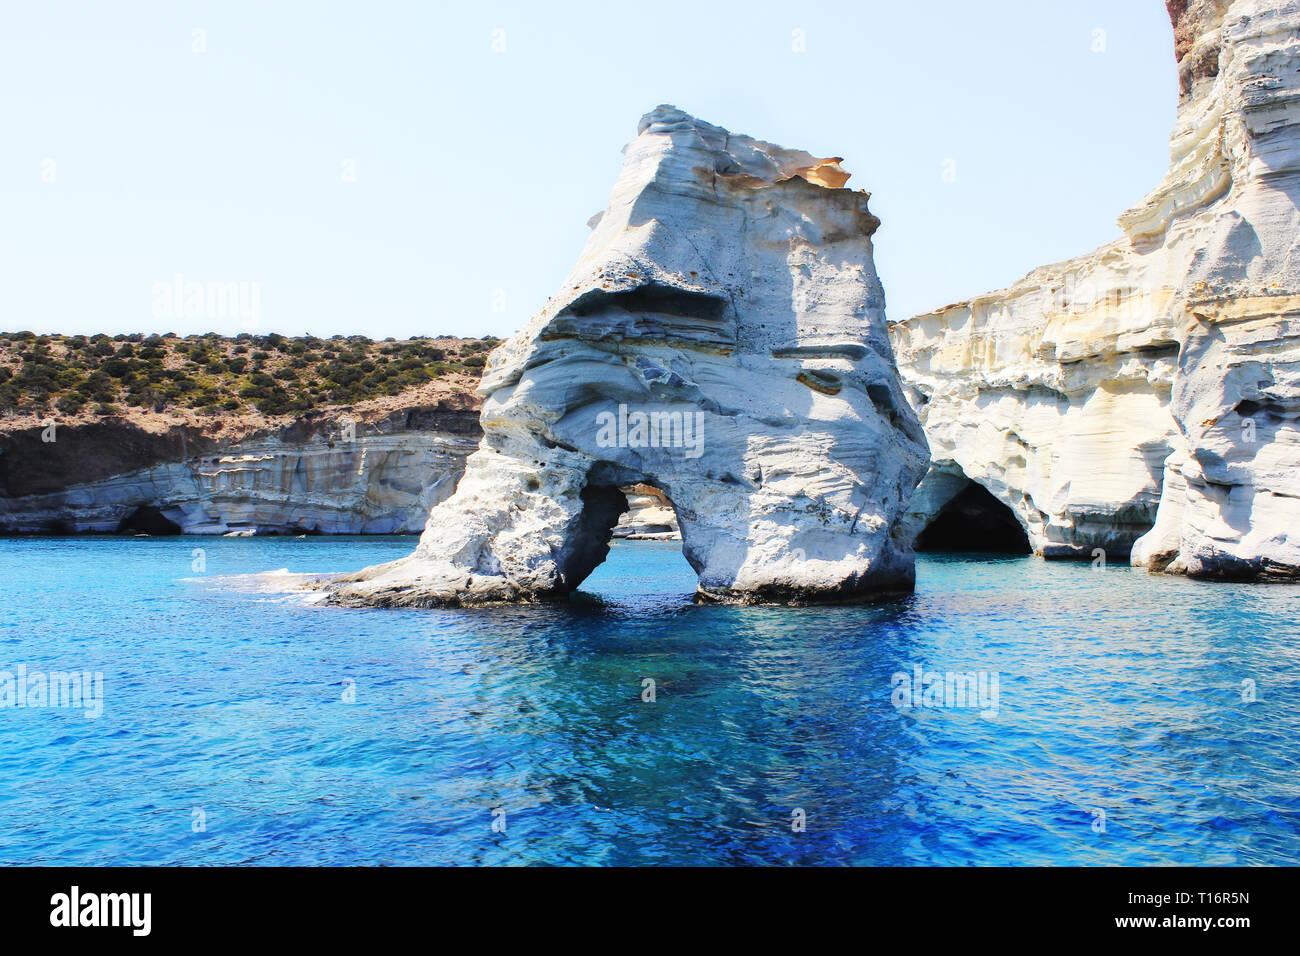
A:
0,535,1297,866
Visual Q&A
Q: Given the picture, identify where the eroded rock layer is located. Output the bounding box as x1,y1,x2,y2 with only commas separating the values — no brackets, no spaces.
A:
613,483,680,539
330,106,929,607
891,0,1300,579
0,406,481,534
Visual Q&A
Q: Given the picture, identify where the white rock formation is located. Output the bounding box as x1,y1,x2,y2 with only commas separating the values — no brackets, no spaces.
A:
613,483,681,539
330,106,929,607
0,420,478,535
891,0,1300,579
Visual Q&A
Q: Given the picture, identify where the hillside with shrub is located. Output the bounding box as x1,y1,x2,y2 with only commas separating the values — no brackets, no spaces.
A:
0,331,495,420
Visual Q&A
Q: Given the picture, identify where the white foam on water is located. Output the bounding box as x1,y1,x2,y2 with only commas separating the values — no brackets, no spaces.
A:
185,569,346,606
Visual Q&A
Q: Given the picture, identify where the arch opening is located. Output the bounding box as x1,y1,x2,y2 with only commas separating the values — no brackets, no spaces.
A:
569,471,698,598
914,481,1031,555
560,482,629,590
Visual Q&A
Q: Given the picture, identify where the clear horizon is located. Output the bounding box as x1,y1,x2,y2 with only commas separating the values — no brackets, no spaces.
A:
1,1,1177,340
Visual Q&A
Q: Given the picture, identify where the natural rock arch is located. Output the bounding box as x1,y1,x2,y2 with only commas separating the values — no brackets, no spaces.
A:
328,107,929,608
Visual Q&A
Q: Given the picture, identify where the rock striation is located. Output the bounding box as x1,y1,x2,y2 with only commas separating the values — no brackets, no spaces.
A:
0,405,481,535
613,483,681,539
891,0,1300,579
1,411,696,537
329,106,929,607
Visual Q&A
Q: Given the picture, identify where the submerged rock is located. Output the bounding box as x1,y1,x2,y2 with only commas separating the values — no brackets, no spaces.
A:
330,106,928,607
892,0,1300,580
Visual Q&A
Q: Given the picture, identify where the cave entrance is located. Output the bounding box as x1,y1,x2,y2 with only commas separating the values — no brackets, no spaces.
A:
914,481,1031,554
118,504,182,535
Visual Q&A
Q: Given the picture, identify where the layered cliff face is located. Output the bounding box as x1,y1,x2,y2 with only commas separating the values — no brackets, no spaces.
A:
329,106,928,607
892,0,1300,579
1,402,692,538
891,248,1183,559
0,401,481,535
613,483,681,539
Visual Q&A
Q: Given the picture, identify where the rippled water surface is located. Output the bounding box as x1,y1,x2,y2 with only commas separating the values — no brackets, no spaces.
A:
1,536,1298,865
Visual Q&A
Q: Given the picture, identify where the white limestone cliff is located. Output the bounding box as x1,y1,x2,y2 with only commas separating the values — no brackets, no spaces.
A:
891,0,1300,579
0,420,479,535
329,106,929,607
613,483,681,539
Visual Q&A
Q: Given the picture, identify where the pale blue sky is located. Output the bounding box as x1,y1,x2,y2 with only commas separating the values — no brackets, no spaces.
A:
0,1,1177,339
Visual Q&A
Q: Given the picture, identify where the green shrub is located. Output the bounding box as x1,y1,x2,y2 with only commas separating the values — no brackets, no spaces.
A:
0,331,488,414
